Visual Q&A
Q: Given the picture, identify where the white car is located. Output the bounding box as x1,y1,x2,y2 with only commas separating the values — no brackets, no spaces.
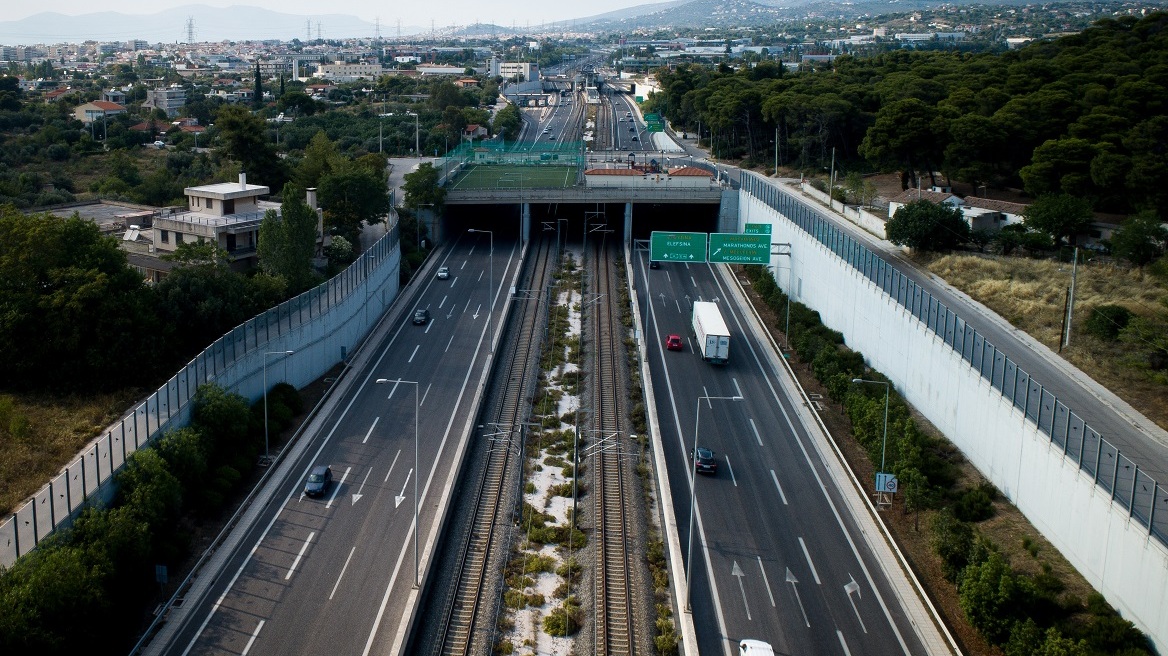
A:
437,266,450,280
153,140,166,148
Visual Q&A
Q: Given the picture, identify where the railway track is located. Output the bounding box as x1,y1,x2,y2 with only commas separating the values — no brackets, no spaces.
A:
435,236,556,656
588,238,636,656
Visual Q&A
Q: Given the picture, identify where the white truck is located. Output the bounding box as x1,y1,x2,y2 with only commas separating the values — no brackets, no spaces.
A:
692,301,730,364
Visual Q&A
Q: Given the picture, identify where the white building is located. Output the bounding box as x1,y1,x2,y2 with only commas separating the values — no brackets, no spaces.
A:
143,84,186,117
317,61,386,83
489,58,540,82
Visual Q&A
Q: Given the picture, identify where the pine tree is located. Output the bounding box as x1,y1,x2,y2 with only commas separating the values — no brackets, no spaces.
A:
253,61,263,108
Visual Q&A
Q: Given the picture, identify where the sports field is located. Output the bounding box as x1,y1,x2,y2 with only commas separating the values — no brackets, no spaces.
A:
447,165,578,190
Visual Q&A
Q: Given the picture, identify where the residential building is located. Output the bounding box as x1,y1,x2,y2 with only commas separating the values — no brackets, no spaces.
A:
489,59,540,82
151,173,323,272
887,189,963,219
959,197,1028,232
143,84,186,117
102,88,126,104
455,78,480,88
317,61,386,82
74,100,127,125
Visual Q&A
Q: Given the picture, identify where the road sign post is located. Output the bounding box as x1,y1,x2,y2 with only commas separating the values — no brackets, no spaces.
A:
650,231,707,263
709,233,770,264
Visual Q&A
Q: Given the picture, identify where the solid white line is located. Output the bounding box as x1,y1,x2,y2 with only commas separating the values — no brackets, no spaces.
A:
384,449,401,483
408,345,419,363
285,531,315,580
758,556,776,607
325,466,350,509
750,418,763,446
770,470,788,505
725,455,737,487
421,383,431,407
799,537,821,585
445,333,454,353
838,630,853,656
241,620,264,655
329,546,358,600
362,417,380,444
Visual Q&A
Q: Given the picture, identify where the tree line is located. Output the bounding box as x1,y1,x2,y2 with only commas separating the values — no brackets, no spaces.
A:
646,12,1168,218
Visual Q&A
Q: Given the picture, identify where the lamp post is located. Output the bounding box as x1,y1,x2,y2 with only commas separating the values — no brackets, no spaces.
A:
376,377,420,588
852,378,890,479
263,350,294,463
467,228,494,352
409,110,419,155
686,393,741,611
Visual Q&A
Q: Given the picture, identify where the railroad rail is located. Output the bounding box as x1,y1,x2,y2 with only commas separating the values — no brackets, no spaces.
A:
435,236,556,656
589,237,636,656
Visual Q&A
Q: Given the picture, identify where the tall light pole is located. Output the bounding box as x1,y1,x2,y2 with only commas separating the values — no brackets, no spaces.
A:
263,350,294,464
852,378,890,479
686,393,741,611
468,228,494,352
376,378,420,588
408,110,419,155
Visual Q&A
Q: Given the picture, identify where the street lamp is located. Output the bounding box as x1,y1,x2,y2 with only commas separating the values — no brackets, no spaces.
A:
852,378,890,482
376,377,420,588
263,350,294,463
686,393,742,611
467,228,494,352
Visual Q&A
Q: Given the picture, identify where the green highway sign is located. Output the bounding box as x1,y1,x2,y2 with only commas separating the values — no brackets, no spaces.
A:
650,231,707,262
744,223,772,235
709,233,770,264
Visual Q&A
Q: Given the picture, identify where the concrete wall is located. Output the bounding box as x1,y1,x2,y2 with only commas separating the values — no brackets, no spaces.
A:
737,177,1168,652
0,228,402,567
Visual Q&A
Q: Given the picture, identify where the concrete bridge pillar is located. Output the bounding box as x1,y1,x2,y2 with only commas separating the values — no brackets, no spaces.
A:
624,202,633,245
521,202,531,244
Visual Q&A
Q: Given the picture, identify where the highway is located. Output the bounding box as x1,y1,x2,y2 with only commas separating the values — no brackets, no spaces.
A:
158,235,522,656
633,253,933,656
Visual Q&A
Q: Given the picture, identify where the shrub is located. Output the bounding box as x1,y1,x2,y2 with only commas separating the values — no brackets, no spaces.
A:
1084,305,1134,341
542,598,581,636
931,508,973,582
954,482,997,522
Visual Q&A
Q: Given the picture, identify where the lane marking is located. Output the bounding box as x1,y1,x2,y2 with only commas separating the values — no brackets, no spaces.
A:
477,270,484,281
770,470,788,505
424,321,433,334
438,294,447,309
362,417,380,444
733,377,744,399
285,531,315,580
241,620,264,655
445,334,455,353
691,276,698,287
384,449,401,483
750,418,763,446
421,383,432,407
351,467,372,505
463,297,471,313
725,455,737,487
838,631,852,656
329,546,357,600
675,299,682,314
758,556,776,607
325,466,350,509
702,387,711,408
408,345,419,363
799,537,821,585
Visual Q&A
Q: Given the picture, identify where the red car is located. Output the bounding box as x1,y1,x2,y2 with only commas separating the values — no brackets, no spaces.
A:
665,334,684,351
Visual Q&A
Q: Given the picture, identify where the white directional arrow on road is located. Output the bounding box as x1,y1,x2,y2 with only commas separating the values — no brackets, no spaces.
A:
351,466,372,505
472,304,481,320
395,468,413,508
786,567,810,628
844,574,867,633
732,561,751,621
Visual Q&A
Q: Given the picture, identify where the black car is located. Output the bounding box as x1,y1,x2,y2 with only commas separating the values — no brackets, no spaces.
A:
689,447,718,474
413,308,430,325
304,465,332,497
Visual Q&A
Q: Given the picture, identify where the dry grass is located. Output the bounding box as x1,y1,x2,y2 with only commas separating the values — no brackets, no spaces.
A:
923,253,1168,431
0,389,144,515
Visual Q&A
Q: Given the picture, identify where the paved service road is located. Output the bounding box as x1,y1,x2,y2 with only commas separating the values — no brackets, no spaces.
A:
634,253,939,656
160,236,521,656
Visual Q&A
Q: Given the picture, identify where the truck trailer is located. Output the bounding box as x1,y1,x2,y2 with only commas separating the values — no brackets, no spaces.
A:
692,301,730,364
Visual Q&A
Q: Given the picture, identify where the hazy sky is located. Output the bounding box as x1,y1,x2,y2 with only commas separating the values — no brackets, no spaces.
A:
6,0,657,28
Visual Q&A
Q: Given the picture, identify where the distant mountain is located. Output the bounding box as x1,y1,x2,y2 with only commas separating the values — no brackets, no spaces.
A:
573,0,975,31
0,5,421,46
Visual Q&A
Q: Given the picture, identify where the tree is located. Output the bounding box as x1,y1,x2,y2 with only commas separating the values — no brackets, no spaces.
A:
213,104,286,188
258,183,320,293
959,550,1031,645
253,61,263,109
1023,193,1094,247
318,166,390,245
886,200,970,252
859,98,944,189
402,162,446,211
1109,210,1167,266
491,103,521,143
296,130,343,188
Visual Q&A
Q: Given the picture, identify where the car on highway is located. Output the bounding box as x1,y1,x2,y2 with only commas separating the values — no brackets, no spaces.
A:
304,465,332,497
413,308,430,325
437,266,449,279
690,447,717,474
628,126,635,132
739,640,775,656
631,136,638,141
665,334,683,351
